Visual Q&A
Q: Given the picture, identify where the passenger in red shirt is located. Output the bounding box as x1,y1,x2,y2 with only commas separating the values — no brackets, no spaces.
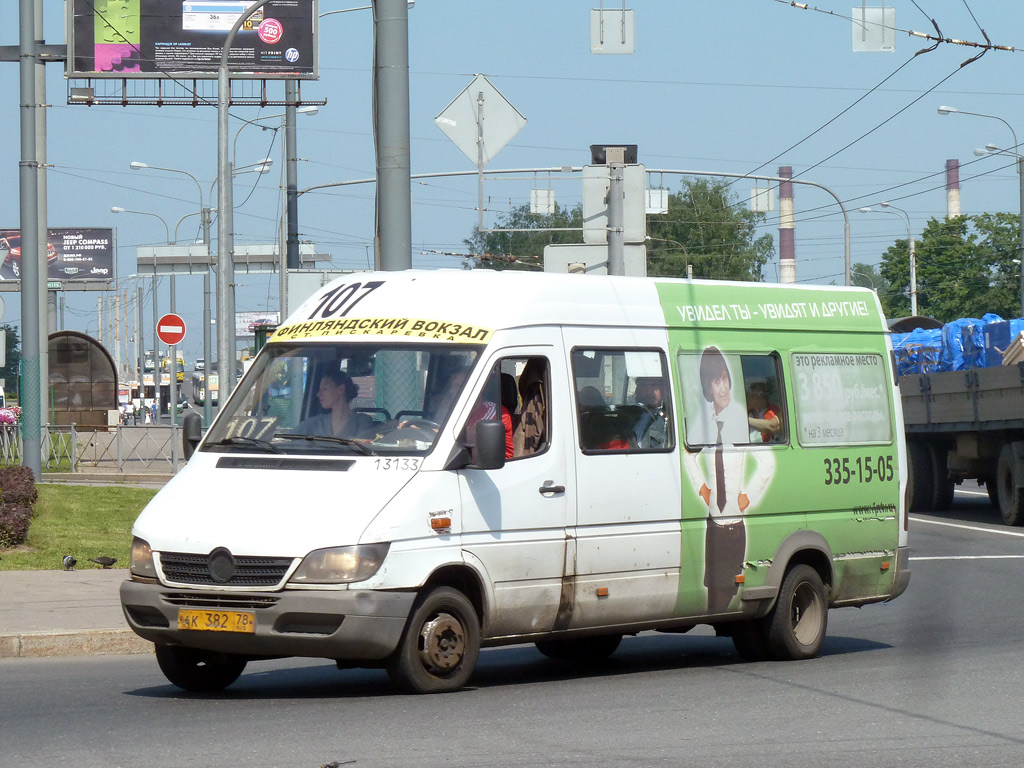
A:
746,379,781,443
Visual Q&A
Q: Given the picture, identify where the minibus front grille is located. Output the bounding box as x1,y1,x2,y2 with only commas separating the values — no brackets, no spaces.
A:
159,552,295,587
161,593,280,610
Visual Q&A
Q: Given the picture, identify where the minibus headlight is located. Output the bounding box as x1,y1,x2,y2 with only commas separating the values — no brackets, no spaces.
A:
290,544,390,584
130,537,157,579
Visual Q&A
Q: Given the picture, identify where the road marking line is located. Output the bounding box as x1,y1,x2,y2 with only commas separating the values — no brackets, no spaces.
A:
910,516,1024,538
955,489,988,497
911,555,1024,561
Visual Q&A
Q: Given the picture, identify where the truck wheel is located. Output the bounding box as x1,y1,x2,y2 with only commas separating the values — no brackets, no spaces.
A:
907,441,935,512
930,444,955,511
154,645,247,692
386,586,480,694
535,634,622,662
764,565,828,661
986,479,999,507
996,445,1024,526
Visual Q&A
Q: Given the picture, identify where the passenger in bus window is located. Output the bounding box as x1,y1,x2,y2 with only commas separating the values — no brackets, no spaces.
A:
296,370,373,439
633,376,669,449
746,378,782,443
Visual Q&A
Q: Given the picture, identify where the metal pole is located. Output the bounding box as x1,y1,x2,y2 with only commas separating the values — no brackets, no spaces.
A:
279,112,289,320
285,79,300,277
476,90,484,236
374,0,412,270
217,2,272,404
169,276,178,426
607,149,625,276
19,0,41,478
202,208,212,426
152,274,160,422
136,285,143,412
909,236,917,316
35,0,49,434
1018,156,1024,318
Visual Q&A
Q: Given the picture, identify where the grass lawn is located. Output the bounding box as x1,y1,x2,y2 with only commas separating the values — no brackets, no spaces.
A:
0,484,157,571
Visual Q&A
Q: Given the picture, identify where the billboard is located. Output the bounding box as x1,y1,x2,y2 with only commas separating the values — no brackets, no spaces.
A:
236,310,280,337
68,0,318,79
0,228,115,283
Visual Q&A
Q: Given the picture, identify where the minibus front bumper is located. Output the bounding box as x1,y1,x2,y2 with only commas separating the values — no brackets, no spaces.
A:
120,579,416,661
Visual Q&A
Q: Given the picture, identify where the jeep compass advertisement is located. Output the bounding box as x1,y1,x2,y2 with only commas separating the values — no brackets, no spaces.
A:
0,228,114,282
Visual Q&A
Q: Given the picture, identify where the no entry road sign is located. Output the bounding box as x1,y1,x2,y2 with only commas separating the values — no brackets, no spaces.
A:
157,313,186,346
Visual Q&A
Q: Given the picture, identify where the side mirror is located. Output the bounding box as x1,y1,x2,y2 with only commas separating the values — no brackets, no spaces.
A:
182,411,202,460
472,420,506,470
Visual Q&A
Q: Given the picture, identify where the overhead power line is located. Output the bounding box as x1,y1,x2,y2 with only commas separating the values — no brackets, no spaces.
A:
775,0,1017,53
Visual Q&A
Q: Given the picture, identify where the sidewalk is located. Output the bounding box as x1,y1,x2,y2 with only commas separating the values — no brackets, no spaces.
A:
0,569,152,658
0,473,171,659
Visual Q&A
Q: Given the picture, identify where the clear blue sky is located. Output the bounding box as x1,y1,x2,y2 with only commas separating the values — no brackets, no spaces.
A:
1,0,1023,361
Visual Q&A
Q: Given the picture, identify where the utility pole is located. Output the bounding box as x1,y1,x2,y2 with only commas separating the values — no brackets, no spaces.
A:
374,0,412,270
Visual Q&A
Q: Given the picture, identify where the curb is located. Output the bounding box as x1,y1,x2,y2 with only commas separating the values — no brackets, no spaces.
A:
0,629,153,659
41,473,172,486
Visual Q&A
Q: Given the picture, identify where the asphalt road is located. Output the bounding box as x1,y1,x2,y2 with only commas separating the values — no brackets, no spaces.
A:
4,488,1024,768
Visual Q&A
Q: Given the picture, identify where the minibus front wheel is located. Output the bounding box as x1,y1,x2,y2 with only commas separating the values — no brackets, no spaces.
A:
387,586,481,694
155,645,247,692
765,564,828,660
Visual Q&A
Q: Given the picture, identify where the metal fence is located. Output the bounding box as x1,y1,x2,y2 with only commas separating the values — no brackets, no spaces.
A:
0,424,183,475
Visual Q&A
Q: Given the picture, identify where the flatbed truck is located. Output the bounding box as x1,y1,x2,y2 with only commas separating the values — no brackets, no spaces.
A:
900,363,1024,524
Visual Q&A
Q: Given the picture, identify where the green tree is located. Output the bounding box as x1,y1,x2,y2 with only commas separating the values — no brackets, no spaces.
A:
0,323,21,401
879,216,994,322
465,178,773,279
647,178,774,281
464,203,584,271
973,212,1021,319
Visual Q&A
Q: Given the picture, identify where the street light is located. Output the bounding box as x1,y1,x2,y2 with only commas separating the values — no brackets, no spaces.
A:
859,203,917,316
111,206,170,244
938,105,1024,316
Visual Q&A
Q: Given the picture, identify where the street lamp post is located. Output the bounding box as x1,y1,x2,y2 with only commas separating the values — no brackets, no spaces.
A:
939,105,1024,317
859,203,917,316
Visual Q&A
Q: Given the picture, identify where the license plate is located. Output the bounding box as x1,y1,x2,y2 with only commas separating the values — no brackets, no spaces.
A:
177,609,256,633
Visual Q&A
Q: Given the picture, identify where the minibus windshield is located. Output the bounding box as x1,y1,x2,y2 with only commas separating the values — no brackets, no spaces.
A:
202,342,483,456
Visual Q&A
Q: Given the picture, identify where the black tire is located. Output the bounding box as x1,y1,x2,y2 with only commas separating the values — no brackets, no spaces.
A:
907,441,935,512
996,444,1024,526
930,444,955,511
154,645,247,692
986,478,999,508
730,620,769,662
386,586,480,694
535,634,622,662
764,565,828,661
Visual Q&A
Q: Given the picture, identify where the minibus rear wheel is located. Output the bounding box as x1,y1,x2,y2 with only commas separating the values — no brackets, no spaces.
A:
155,645,247,692
387,586,481,694
764,564,828,661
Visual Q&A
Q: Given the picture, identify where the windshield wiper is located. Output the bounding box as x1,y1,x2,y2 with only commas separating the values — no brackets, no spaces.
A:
204,436,283,454
277,434,376,456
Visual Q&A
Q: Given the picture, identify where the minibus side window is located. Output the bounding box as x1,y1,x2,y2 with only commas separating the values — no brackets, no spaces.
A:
677,348,787,448
790,352,892,445
740,354,788,445
571,348,674,454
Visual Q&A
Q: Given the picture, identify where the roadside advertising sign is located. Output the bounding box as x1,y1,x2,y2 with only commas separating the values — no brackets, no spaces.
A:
0,228,114,282
67,0,319,80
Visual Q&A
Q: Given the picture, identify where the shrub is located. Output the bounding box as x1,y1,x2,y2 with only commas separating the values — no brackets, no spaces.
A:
0,503,31,548
0,465,37,506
